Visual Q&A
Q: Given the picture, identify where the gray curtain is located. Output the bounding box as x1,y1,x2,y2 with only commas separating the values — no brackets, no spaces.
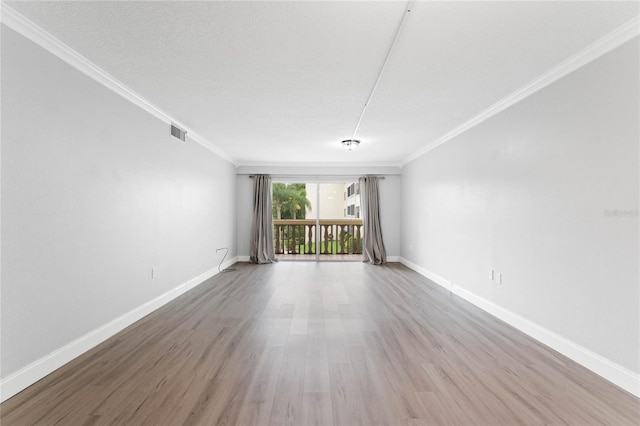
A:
359,176,387,265
250,175,276,264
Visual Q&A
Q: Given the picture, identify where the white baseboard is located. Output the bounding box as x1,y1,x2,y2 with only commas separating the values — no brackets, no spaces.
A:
398,257,640,398
237,255,251,262
398,257,452,291
386,256,400,262
0,257,238,403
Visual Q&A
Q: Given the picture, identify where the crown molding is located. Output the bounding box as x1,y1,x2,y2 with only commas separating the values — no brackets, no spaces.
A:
3,3,636,169
403,15,640,166
1,3,236,165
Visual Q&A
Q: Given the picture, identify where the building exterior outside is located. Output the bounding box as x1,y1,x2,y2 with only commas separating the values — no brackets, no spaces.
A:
305,182,360,220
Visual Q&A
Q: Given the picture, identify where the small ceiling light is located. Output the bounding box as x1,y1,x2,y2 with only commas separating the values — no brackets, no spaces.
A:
342,139,360,150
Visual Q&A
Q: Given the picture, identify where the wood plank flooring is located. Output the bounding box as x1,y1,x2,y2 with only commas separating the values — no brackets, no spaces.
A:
2,262,638,425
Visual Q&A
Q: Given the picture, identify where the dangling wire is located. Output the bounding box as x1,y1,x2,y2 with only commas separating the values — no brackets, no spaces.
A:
216,247,236,273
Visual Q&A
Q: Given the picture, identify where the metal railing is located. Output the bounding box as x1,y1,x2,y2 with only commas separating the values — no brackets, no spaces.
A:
273,219,363,256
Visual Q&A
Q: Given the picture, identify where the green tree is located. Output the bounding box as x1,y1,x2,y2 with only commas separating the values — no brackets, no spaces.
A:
288,184,312,219
272,183,289,219
272,183,311,219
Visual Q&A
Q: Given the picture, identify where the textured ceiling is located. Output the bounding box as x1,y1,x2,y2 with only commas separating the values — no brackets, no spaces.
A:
5,1,639,166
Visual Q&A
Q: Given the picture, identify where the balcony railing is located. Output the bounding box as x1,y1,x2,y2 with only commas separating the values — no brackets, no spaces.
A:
274,219,363,256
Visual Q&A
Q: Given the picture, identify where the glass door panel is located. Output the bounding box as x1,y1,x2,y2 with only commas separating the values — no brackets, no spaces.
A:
273,180,362,262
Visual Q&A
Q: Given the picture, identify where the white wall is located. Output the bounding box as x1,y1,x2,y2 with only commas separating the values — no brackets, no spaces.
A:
236,174,254,259
237,172,401,259
378,175,401,259
401,38,639,383
1,25,237,391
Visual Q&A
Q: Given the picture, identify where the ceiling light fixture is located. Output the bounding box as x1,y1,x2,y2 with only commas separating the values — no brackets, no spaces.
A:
342,139,361,150
341,1,414,151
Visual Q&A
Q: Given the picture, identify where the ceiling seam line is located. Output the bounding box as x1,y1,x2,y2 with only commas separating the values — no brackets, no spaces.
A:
350,0,414,141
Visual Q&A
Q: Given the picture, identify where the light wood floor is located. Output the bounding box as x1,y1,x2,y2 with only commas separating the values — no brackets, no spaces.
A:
2,262,638,425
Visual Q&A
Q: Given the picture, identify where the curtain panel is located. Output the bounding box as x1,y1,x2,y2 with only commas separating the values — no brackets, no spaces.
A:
359,176,387,265
250,175,276,264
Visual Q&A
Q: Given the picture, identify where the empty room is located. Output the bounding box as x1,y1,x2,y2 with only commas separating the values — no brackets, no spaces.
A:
1,1,638,425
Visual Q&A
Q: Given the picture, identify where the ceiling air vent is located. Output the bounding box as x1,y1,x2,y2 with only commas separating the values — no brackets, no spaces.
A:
170,124,187,142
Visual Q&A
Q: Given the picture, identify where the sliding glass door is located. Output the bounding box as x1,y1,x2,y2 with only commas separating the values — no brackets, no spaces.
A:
272,180,362,261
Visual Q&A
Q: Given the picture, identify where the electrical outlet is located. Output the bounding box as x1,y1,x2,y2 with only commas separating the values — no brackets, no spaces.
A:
496,272,502,284
491,269,495,281
151,267,157,279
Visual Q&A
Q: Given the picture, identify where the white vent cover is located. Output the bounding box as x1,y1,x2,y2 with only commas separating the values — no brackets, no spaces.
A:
170,124,186,142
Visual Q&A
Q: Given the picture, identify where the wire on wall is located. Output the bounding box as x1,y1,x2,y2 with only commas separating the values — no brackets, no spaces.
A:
216,247,236,272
